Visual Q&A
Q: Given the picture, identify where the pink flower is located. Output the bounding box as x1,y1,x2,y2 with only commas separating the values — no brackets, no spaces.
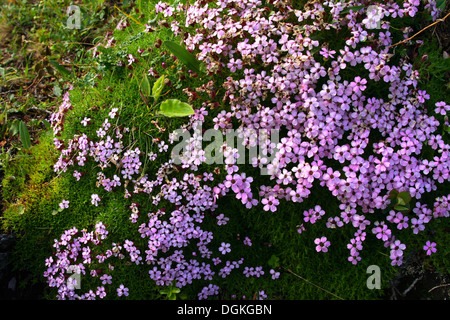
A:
314,237,330,252
319,47,336,59
372,223,391,242
349,76,367,93
59,200,69,210
348,252,361,265
261,196,279,212
127,54,136,65
423,241,437,255
91,194,101,206
73,171,82,181
81,117,91,126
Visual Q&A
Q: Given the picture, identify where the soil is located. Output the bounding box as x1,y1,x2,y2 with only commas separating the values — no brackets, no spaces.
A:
384,252,449,300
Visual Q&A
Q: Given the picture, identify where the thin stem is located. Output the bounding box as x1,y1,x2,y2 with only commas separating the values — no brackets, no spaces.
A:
284,268,345,300
114,5,144,26
428,283,450,293
389,12,450,49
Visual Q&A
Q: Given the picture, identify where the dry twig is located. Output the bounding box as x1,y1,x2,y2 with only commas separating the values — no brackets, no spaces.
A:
389,12,450,49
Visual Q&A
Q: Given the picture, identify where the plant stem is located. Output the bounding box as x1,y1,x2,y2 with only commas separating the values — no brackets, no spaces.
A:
114,5,144,26
389,12,450,49
284,268,345,300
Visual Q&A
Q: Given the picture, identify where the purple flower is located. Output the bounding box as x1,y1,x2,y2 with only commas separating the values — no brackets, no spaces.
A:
45,0,450,295
254,266,264,277
304,205,325,224
393,212,409,230
348,252,361,265
216,213,229,226
297,223,306,234
73,170,82,181
410,217,425,234
349,76,367,93
347,238,362,256
96,286,106,299
423,241,437,255
434,101,449,116
127,54,136,65
372,223,391,242
258,290,267,300
270,269,280,280
319,47,336,59
100,274,112,285
117,284,129,297
219,242,231,255
390,240,406,257
243,266,255,277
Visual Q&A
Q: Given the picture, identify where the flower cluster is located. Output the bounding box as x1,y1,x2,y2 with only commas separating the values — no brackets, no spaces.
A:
43,222,137,300
174,0,449,267
48,90,274,297
198,284,220,300
49,86,73,138
243,266,265,278
45,0,449,300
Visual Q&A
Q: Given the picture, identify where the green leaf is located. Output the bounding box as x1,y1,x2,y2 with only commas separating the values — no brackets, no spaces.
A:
268,255,280,269
49,60,72,79
158,99,195,118
388,189,399,200
397,191,412,206
172,287,180,294
18,120,31,149
164,40,202,74
9,119,20,136
152,74,165,101
394,204,410,212
437,0,446,11
340,5,365,15
140,73,151,97
147,13,160,25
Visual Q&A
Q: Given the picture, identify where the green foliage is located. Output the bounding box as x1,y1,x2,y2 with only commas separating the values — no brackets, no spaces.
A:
159,284,181,300
152,74,166,102
18,120,31,149
164,40,203,74
158,99,195,118
140,73,152,98
385,189,413,213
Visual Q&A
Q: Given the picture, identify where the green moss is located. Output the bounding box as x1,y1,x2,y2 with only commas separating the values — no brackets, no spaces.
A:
2,130,58,207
